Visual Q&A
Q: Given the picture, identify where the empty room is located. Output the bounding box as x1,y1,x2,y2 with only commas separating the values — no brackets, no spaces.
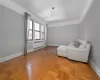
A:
0,0,100,80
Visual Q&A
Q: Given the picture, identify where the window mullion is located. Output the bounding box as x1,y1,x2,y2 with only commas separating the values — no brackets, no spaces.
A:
39,24,40,40
35,30,40,32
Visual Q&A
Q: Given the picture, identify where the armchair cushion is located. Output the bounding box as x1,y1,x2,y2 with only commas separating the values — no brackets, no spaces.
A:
78,44,86,49
73,41,80,47
57,46,68,52
77,39,87,44
69,41,80,48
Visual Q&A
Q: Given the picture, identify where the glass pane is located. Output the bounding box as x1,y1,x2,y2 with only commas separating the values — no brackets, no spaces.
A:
35,22,40,31
28,35,32,40
28,30,32,36
35,31,40,39
28,30,32,40
41,25,44,32
41,32,44,40
29,20,32,29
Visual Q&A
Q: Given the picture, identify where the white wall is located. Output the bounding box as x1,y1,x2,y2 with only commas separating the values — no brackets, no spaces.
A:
82,0,100,73
0,1,46,62
0,0,46,52
47,24,81,46
0,5,25,58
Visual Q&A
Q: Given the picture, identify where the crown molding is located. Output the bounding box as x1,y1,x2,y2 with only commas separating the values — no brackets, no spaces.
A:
0,0,46,24
47,0,94,26
0,0,94,26
48,19,81,27
0,0,26,15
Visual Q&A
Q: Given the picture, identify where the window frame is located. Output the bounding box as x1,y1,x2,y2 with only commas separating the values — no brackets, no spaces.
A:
34,22,45,41
28,19,33,41
34,22,41,40
40,25,45,40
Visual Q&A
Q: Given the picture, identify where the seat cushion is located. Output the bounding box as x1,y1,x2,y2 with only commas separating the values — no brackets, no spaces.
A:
77,39,87,44
78,44,86,49
70,41,80,48
57,46,68,58
57,46,68,52
57,51,68,58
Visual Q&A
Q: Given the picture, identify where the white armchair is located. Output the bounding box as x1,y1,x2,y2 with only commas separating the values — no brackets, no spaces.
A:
67,44,90,63
57,39,90,63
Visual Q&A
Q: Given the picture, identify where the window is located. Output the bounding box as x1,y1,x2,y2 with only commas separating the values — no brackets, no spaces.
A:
28,19,33,40
41,25,45,40
34,22,45,40
35,22,40,40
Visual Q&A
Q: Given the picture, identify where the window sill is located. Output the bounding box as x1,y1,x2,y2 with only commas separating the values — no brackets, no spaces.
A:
28,40,33,42
34,40,44,43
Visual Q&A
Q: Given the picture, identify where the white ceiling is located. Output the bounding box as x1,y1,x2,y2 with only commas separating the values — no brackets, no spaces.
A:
10,0,92,22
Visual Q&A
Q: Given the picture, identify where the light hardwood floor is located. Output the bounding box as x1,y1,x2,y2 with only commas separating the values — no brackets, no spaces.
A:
0,46,99,80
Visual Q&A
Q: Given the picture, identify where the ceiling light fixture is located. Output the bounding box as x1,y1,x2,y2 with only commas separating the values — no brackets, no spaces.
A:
51,7,55,17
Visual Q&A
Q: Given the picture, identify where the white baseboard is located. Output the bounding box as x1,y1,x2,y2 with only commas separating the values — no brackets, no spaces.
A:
89,59,100,77
27,49,34,53
47,44,61,46
34,46,46,51
0,52,23,63
0,49,34,63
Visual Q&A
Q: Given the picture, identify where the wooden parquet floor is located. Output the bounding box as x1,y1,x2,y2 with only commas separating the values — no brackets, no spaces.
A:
0,46,99,80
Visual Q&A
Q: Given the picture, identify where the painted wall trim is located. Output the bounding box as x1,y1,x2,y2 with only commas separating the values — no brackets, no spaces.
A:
0,0,94,25
0,0,26,15
27,49,34,53
0,0,46,23
0,49,34,63
89,59,100,77
0,52,23,63
48,19,81,27
48,44,62,47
